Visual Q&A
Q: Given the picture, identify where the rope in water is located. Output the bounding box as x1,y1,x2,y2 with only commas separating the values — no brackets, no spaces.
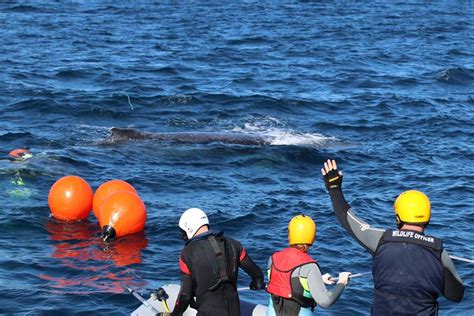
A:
126,94,134,110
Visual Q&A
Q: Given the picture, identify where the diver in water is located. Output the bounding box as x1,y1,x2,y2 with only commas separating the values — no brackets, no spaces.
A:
5,148,33,186
321,159,464,315
157,208,265,316
8,147,33,161
266,215,350,316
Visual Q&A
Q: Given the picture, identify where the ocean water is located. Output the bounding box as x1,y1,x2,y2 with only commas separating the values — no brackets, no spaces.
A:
0,1,473,315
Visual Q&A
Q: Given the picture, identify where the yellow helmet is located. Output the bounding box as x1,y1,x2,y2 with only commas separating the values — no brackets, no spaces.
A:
394,190,431,226
288,215,316,245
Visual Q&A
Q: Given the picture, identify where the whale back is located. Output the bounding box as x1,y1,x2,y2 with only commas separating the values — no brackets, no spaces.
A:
101,127,269,146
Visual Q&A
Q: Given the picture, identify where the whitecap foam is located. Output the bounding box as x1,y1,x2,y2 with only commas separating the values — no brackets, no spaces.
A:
231,122,337,147
268,129,335,146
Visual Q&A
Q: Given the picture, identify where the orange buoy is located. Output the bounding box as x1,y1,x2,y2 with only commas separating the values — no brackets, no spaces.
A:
48,175,94,221
92,180,138,220
98,191,146,241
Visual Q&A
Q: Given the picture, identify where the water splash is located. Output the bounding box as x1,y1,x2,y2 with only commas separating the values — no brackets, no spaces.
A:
231,120,337,147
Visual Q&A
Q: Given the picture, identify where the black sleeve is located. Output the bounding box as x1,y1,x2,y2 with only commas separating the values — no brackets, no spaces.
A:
328,188,384,256
170,273,193,316
328,188,353,231
240,252,264,282
441,250,465,302
443,268,465,302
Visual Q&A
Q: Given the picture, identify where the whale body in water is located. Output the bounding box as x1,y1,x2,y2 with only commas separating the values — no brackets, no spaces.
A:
101,127,271,146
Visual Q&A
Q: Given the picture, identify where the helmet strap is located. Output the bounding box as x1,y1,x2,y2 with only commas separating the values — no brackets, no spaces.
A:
180,228,189,241
395,214,403,229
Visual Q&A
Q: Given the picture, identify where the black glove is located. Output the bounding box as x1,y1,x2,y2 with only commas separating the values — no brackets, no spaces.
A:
323,168,343,190
153,287,169,301
249,278,265,290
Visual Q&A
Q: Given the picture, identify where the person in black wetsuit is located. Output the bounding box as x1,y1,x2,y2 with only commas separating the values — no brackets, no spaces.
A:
158,208,265,316
321,159,465,316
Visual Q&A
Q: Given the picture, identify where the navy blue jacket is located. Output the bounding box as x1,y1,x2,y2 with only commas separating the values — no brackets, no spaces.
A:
372,230,444,315
326,188,464,316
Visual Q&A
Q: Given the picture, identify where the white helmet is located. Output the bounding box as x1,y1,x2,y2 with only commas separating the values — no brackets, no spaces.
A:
179,208,209,240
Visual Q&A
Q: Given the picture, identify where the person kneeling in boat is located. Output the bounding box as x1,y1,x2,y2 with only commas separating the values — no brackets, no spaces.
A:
266,214,350,316
158,208,265,316
321,159,465,315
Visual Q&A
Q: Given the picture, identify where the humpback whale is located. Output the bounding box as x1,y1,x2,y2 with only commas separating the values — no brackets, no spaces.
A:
101,127,271,146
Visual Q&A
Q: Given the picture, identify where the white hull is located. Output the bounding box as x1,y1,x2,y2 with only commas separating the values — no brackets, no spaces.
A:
131,284,267,316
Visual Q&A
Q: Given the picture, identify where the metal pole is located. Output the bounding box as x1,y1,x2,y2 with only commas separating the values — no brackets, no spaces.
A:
125,287,160,314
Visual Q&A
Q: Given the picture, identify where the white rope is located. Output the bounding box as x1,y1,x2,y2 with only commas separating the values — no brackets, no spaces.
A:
237,287,250,291
347,271,372,278
238,271,373,290
330,271,371,282
450,255,474,264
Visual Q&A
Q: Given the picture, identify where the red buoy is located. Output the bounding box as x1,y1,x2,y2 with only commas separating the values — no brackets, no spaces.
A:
93,180,138,220
48,175,93,221
98,191,146,241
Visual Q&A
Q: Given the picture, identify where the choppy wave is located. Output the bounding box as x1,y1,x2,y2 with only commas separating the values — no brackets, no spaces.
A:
55,69,96,79
436,67,474,85
0,1,473,315
6,5,43,13
232,122,336,147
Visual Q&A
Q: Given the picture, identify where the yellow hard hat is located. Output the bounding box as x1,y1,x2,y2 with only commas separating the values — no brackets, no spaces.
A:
288,215,316,245
394,190,431,225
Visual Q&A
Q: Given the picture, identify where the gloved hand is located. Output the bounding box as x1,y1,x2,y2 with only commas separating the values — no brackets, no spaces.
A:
156,313,170,316
321,159,343,190
337,272,351,286
152,287,169,302
249,278,265,290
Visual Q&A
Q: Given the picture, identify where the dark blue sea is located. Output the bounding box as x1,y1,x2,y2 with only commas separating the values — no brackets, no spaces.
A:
0,1,473,315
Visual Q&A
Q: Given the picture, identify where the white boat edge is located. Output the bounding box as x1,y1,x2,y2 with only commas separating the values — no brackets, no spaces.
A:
131,284,267,316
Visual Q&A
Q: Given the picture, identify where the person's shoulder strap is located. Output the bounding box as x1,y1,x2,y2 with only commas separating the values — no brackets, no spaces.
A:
207,234,231,290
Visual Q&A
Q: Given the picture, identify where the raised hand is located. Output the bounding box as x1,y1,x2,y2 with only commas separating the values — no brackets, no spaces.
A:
321,159,343,190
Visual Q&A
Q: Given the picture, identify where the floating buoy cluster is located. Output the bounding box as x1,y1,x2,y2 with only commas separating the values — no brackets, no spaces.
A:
48,176,146,241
